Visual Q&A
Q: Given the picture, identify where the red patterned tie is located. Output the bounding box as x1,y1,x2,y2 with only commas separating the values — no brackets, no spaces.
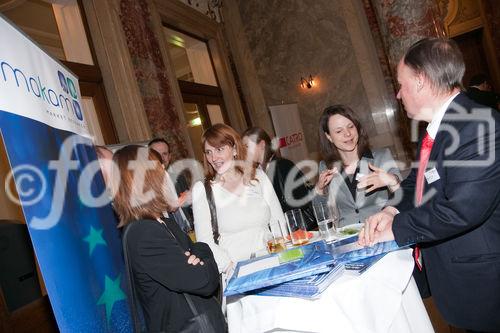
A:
414,132,434,270
415,133,435,206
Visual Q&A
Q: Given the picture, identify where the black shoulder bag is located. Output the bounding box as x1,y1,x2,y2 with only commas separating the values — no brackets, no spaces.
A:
203,179,225,304
203,179,219,244
122,222,217,333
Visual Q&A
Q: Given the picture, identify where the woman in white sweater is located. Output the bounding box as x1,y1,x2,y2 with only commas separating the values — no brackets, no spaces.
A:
192,124,286,274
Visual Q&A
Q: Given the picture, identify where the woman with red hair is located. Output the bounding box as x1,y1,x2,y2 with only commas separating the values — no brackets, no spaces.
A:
192,124,286,275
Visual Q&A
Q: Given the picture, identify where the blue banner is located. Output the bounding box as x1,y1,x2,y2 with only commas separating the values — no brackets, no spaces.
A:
1,15,132,332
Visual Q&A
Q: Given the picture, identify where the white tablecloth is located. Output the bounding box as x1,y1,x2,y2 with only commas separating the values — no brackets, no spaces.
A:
227,249,434,333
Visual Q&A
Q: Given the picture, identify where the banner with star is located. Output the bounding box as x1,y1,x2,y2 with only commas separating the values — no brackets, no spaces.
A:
0,15,132,332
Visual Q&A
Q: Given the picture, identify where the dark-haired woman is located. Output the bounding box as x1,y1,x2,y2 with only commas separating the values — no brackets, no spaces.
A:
242,127,317,230
111,145,225,332
314,105,402,227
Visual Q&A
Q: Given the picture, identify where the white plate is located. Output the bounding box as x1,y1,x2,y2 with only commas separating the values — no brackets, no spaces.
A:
337,223,363,238
308,230,321,243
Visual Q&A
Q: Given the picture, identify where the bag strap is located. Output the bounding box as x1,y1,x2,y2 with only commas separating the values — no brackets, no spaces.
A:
122,224,142,333
203,179,219,245
158,222,201,317
183,292,199,316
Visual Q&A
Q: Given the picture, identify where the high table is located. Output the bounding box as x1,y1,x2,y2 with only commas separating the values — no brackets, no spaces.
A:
226,248,434,333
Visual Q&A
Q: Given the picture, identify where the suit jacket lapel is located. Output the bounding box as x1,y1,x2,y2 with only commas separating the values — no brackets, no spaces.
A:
331,169,355,207
430,95,463,162
358,155,374,175
424,94,465,191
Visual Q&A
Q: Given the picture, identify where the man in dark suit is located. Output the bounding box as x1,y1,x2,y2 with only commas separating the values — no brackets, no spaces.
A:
148,138,190,195
466,73,500,111
148,138,193,230
359,38,500,332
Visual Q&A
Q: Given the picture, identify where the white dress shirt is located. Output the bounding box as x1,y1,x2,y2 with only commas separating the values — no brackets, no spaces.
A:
426,92,460,139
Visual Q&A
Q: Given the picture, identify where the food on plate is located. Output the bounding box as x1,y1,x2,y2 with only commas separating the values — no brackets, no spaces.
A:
340,228,359,235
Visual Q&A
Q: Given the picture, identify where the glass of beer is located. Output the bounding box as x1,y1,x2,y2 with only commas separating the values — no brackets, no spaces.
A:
265,220,286,254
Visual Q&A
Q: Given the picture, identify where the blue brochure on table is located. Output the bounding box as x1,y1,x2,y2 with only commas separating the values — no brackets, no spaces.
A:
225,241,336,297
248,238,401,298
329,235,402,264
344,253,387,275
252,262,345,298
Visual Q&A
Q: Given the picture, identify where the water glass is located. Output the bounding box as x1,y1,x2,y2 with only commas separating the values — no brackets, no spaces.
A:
285,209,309,246
312,200,339,240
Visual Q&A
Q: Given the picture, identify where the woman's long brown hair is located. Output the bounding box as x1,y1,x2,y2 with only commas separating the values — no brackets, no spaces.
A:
242,126,275,170
111,145,175,227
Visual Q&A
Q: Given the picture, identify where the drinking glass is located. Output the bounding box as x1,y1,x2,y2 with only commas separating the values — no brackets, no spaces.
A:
264,220,286,254
285,209,309,246
312,200,340,240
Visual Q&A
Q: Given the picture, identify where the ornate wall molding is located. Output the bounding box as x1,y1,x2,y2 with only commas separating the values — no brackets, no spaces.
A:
177,0,222,22
440,0,483,37
0,0,26,12
154,0,247,133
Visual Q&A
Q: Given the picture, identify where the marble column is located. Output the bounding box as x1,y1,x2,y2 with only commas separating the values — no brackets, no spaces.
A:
370,0,446,71
363,0,446,160
118,0,188,158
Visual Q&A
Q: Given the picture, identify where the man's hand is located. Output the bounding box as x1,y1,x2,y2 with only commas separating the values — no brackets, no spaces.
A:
358,206,398,246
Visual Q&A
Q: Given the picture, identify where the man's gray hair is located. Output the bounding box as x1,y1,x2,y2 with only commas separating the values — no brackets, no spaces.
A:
404,38,465,93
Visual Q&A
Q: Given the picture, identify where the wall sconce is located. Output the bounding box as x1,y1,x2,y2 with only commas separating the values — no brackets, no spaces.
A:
301,75,315,89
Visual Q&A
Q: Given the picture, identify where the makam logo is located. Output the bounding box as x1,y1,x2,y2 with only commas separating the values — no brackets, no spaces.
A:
0,60,83,121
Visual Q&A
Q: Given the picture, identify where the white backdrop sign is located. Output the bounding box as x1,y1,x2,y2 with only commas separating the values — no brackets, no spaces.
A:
269,103,309,163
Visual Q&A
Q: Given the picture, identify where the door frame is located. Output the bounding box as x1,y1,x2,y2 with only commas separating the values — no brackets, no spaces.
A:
179,80,230,127
152,0,247,133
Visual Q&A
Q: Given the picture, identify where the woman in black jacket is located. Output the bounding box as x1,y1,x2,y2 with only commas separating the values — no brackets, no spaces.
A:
111,145,225,332
242,127,316,230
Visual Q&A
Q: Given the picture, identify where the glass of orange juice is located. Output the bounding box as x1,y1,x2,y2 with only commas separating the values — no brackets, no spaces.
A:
285,209,309,246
